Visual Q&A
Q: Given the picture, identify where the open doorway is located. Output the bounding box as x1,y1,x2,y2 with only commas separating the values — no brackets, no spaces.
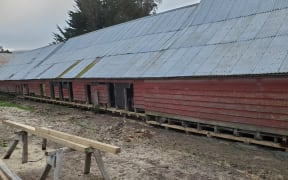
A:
40,84,46,97
85,85,92,104
125,84,134,111
22,84,29,95
114,83,134,111
68,82,73,102
50,82,55,99
108,83,115,107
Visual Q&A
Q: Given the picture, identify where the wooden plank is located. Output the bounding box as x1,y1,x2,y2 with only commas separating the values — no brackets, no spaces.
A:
0,160,22,180
145,111,288,136
2,120,35,134
145,109,288,134
36,127,121,154
36,132,92,153
2,120,92,153
144,100,288,121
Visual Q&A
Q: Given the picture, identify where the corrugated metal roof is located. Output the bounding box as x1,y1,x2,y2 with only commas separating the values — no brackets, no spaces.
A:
1,0,288,81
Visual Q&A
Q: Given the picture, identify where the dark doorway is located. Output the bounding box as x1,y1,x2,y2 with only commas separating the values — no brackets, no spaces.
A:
68,82,73,102
40,84,45,97
50,82,55,99
59,82,64,100
114,83,134,111
85,85,92,104
108,83,115,107
125,84,134,111
22,84,29,95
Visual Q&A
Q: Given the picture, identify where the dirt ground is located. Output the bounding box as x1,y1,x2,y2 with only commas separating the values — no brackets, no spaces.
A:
0,96,287,180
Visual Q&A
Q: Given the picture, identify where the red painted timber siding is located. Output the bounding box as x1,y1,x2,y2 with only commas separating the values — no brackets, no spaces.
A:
91,85,108,105
28,81,41,95
54,86,60,98
72,80,89,102
0,81,17,93
139,78,288,134
134,81,145,109
63,88,69,99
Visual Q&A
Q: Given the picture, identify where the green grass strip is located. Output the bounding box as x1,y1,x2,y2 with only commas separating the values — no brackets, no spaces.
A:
0,100,34,111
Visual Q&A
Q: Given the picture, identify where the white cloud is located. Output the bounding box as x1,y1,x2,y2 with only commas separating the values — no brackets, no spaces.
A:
0,0,75,50
158,0,200,12
0,0,199,50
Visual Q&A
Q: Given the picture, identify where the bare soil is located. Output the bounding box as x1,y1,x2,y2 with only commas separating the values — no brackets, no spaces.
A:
0,96,287,180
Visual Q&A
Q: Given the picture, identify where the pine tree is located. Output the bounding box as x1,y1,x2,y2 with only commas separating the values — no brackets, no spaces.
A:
53,0,161,42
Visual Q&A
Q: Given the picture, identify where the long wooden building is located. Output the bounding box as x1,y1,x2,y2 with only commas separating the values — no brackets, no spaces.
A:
0,0,288,147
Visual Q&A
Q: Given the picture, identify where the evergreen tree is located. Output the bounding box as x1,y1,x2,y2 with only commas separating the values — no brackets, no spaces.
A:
53,0,161,42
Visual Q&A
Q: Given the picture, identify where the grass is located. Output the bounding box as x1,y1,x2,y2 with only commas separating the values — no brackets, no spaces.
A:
0,138,7,147
0,100,34,111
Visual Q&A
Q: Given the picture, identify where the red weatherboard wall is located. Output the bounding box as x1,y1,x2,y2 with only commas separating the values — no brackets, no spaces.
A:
134,81,145,109
134,77,288,135
28,81,41,95
0,81,17,93
72,80,88,102
63,88,69,99
91,84,108,105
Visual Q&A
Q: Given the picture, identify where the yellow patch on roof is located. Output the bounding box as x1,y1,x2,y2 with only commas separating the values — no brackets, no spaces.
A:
57,60,81,78
75,57,102,78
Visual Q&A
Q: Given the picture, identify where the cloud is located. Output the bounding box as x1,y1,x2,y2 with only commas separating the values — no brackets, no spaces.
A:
0,0,200,50
0,0,75,50
158,0,200,12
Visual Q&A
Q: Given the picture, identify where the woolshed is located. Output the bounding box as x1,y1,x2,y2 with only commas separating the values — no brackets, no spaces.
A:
0,0,288,147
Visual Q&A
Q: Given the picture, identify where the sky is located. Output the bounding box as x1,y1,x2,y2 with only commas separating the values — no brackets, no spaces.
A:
0,0,200,51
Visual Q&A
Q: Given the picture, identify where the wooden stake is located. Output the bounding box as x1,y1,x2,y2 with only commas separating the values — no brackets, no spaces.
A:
84,152,92,174
3,139,19,159
42,138,47,150
54,149,64,180
40,164,52,180
93,150,110,180
21,132,28,164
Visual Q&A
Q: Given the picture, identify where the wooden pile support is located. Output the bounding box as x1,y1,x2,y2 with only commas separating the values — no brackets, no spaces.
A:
1,120,121,180
146,120,288,151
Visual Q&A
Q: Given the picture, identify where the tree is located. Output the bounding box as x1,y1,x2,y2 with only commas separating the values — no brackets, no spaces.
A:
0,46,11,53
53,0,161,42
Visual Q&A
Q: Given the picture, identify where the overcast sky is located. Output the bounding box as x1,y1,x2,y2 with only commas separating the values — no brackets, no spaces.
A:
0,0,200,51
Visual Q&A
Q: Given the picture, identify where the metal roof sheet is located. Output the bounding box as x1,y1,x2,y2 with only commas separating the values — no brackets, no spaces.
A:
191,0,288,25
1,0,288,81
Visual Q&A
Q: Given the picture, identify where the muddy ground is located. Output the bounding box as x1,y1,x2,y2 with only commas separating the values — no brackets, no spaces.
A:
0,95,287,180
